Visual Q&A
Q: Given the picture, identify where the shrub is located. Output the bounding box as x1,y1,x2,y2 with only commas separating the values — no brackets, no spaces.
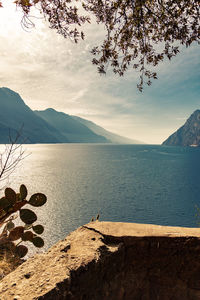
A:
0,185,47,259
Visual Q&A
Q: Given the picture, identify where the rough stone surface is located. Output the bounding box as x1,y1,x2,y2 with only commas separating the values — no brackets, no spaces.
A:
1,222,200,299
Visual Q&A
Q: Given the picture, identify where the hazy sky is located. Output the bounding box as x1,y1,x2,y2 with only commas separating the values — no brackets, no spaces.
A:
0,1,199,144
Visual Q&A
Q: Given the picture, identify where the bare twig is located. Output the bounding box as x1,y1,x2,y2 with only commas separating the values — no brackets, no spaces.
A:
0,126,29,191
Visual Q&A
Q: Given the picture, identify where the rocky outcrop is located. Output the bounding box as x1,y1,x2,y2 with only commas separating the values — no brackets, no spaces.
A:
163,109,200,147
1,222,200,299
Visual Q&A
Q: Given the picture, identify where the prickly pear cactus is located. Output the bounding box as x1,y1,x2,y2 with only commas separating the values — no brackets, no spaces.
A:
0,185,47,258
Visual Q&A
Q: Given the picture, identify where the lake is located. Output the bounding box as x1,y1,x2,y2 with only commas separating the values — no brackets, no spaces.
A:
4,144,200,252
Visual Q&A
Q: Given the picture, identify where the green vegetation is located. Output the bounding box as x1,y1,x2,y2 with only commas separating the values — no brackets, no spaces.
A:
0,134,47,279
0,185,47,260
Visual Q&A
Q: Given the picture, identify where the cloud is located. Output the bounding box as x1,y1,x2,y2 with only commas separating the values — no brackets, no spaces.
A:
0,1,199,144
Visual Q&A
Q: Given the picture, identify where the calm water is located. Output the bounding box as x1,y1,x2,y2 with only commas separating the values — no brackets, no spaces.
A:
4,144,200,252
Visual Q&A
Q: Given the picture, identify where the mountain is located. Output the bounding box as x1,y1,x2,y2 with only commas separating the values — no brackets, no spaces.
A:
0,87,67,143
72,116,143,144
0,87,143,144
162,110,200,147
35,109,108,143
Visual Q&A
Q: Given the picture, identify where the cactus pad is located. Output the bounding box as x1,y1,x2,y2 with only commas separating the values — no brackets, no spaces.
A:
16,245,28,258
29,193,47,207
32,236,44,248
20,209,37,224
0,197,11,210
5,188,16,205
20,184,28,200
22,231,34,242
32,224,44,235
8,226,24,241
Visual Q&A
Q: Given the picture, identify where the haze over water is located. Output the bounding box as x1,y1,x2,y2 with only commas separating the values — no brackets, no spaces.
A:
7,144,200,252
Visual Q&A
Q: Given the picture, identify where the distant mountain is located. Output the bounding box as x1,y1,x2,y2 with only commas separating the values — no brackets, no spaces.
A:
0,87,143,144
162,110,200,147
0,87,66,143
35,109,108,143
72,116,143,144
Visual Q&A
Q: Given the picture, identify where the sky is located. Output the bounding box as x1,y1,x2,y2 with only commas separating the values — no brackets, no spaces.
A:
0,1,199,144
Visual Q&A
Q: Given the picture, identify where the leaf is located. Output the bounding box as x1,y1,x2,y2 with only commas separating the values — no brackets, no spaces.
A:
81,31,84,40
20,184,28,200
7,221,15,231
20,0,32,7
0,197,10,210
22,231,34,241
8,226,24,241
16,245,28,258
5,188,16,205
32,236,44,248
20,209,37,224
16,193,21,202
32,225,44,235
29,193,47,207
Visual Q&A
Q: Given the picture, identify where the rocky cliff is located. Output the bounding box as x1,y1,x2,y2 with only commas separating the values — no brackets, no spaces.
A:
1,222,200,299
163,110,200,147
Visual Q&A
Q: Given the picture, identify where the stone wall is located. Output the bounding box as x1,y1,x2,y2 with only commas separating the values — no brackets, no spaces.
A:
1,222,200,299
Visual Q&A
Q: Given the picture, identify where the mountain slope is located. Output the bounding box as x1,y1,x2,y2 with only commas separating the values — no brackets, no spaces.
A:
0,87,143,144
162,110,200,147
35,109,109,143
72,116,143,144
0,87,67,143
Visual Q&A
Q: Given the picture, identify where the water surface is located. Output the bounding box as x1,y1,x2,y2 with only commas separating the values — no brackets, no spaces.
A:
5,144,200,252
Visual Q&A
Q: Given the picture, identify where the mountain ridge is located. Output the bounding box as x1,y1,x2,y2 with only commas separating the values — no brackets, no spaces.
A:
35,108,109,143
72,115,143,144
0,87,142,144
0,88,66,143
162,110,200,147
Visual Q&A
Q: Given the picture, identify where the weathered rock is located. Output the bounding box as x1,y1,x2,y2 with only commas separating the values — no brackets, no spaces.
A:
1,222,200,299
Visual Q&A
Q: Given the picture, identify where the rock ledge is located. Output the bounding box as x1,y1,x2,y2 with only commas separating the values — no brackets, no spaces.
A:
1,222,200,299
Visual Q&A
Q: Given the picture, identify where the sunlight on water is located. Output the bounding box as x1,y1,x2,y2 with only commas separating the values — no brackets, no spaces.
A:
1,144,200,254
